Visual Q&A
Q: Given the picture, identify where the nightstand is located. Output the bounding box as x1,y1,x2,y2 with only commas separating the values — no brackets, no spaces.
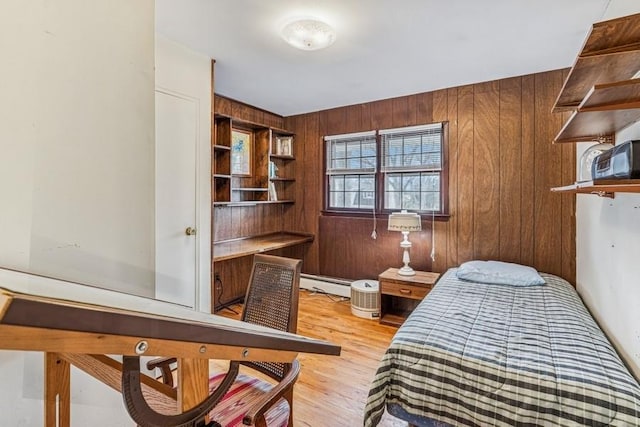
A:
378,268,440,327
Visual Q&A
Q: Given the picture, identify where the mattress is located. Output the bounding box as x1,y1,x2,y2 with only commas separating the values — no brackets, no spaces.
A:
364,269,640,426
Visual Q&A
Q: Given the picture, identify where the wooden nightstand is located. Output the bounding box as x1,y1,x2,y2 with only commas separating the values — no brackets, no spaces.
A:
378,268,440,327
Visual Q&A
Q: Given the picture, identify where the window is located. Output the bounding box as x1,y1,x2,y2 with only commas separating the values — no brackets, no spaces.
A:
325,131,377,210
325,123,446,215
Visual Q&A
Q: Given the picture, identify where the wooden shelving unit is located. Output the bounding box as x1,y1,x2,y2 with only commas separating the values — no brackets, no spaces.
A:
551,12,640,198
554,79,640,143
552,12,640,113
212,114,296,203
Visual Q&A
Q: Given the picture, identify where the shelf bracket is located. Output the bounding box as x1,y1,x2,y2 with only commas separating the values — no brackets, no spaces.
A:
590,191,615,199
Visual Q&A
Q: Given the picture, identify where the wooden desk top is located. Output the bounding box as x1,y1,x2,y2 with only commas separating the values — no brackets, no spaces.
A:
213,231,314,262
0,268,340,360
378,268,440,287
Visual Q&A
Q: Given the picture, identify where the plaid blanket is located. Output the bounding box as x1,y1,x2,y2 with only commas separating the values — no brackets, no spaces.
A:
364,269,640,426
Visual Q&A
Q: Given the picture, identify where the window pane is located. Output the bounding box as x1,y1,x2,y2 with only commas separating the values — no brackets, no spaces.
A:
386,191,401,210
331,176,344,191
333,159,345,170
421,192,440,211
385,175,401,192
332,142,345,159
361,176,375,191
402,192,420,210
402,174,420,191
330,192,344,208
345,176,360,191
421,173,439,191
360,191,375,208
344,192,359,208
384,171,440,212
346,141,361,158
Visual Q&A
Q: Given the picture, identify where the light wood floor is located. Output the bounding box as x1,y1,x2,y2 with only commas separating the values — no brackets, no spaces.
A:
216,289,407,426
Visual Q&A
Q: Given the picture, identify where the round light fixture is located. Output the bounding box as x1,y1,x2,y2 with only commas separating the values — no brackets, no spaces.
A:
281,19,336,51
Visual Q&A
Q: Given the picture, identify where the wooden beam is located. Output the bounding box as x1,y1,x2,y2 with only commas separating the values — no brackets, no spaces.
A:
0,325,299,362
45,353,70,427
59,353,178,416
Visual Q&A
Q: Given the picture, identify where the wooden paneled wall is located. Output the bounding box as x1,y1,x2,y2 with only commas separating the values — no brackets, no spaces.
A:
284,69,576,284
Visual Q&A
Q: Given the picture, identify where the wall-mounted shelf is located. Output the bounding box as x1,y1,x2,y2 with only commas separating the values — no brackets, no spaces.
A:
554,79,640,143
213,200,294,207
213,144,231,152
269,177,295,182
269,154,295,161
552,12,640,113
551,13,640,198
551,179,640,198
232,187,269,192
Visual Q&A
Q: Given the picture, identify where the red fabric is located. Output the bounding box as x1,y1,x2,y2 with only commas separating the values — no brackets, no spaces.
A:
208,372,289,427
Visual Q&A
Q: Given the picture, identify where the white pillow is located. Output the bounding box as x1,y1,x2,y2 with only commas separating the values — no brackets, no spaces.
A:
456,260,545,286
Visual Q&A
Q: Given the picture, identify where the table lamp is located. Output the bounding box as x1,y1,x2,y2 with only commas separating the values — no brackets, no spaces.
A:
388,210,422,276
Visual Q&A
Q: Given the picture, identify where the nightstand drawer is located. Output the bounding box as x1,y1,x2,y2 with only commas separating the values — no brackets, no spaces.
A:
380,281,431,300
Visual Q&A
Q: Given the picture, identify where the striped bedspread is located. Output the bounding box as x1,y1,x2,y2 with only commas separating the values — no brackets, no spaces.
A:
364,269,640,426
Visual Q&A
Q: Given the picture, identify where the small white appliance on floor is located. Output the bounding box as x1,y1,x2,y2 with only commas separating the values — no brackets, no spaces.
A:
350,279,380,319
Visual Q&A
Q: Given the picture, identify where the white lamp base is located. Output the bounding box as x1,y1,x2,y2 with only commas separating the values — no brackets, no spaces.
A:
397,265,416,276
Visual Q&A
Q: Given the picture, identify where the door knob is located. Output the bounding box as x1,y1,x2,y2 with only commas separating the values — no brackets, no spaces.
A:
185,227,197,236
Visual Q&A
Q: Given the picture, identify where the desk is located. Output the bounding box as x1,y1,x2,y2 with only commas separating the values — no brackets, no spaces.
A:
213,232,314,312
213,231,314,262
0,268,339,426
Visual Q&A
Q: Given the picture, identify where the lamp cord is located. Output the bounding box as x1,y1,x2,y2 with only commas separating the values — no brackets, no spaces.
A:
430,207,435,262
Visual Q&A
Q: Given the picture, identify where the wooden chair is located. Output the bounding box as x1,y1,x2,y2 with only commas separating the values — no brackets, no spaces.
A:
147,254,302,427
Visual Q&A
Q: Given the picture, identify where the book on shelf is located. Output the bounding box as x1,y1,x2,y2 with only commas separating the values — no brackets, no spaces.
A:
268,181,278,201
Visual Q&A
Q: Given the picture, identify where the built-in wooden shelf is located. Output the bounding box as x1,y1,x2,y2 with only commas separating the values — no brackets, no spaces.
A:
213,200,294,207
269,154,295,161
551,179,640,198
213,144,231,151
213,231,314,262
232,187,268,192
269,177,295,182
554,79,640,143
553,12,640,113
213,174,231,179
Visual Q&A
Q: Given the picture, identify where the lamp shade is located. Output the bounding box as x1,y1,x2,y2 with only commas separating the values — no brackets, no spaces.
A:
388,211,421,232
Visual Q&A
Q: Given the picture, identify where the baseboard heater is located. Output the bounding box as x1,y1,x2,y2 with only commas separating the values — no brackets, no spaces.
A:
300,274,351,298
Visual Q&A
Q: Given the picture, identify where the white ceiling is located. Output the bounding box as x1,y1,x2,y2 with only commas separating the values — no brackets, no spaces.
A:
155,0,635,117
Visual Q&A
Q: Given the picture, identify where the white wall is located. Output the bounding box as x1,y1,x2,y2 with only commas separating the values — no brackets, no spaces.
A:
0,0,155,297
575,0,640,380
155,35,212,312
576,124,640,379
0,0,154,425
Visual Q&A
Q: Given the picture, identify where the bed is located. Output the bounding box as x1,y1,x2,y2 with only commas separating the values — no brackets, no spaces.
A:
364,265,640,426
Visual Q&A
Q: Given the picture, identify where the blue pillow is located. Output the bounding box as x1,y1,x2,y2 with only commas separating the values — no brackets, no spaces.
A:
456,260,545,286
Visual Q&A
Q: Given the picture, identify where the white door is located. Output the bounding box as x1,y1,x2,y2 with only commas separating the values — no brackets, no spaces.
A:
155,90,197,307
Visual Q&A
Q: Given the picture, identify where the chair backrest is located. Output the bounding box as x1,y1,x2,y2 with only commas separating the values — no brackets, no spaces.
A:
238,254,302,380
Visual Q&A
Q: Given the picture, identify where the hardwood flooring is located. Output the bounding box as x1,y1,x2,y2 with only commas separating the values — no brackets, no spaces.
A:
215,289,407,426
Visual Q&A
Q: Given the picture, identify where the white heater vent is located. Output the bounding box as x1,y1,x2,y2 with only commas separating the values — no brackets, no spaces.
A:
350,280,379,319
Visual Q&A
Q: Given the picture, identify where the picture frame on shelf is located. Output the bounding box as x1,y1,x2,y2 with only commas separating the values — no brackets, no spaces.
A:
231,129,252,176
280,137,293,156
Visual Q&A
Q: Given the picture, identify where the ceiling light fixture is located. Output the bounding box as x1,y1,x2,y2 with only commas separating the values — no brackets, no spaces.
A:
281,19,336,51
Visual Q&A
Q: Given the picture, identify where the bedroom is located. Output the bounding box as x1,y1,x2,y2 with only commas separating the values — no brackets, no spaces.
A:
1,0,640,426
